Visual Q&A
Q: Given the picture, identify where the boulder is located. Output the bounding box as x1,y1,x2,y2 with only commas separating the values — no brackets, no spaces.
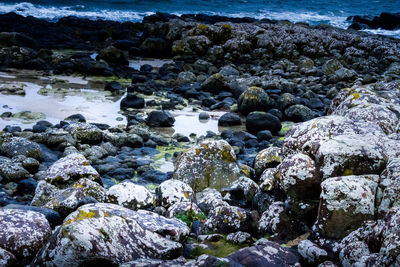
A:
65,122,103,144
166,201,202,218
284,104,315,122
254,147,282,177
298,240,329,265
32,178,106,216
316,175,378,239
0,209,51,262
246,111,282,134
0,136,43,161
226,231,252,244
200,73,230,94
315,134,386,179
0,156,30,182
277,153,320,200
222,176,260,206
377,157,400,215
140,37,169,57
120,94,145,109
106,181,153,210
45,153,101,188
156,179,193,208
32,203,184,266
218,112,241,126
196,187,227,215
146,110,175,127
205,203,253,233
174,140,242,192
96,45,129,65
227,239,300,266
238,87,274,115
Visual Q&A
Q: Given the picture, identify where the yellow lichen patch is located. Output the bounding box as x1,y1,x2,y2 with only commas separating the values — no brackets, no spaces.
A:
222,24,232,31
197,24,210,34
65,210,102,225
343,169,354,176
352,93,360,100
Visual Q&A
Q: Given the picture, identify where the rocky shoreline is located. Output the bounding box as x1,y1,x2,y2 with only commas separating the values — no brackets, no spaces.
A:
0,12,400,266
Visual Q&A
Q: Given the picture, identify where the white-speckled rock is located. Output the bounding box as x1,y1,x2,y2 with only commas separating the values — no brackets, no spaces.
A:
282,115,385,156
0,156,30,182
65,122,103,144
166,201,202,219
222,176,260,205
156,179,193,208
254,147,282,177
278,153,319,200
0,136,43,161
226,231,252,244
32,178,106,216
0,209,51,261
317,175,378,239
258,201,287,235
339,208,400,266
205,203,252,233
259,168,278,192
106,181,153,210
45,153,101,188
0,248,15,266
227,239,300,266
315,134,386,179
298,240,328,264
377,158,400,216
196,188,228,215
32,203,184,266
130,209,190,243
173,140,242,192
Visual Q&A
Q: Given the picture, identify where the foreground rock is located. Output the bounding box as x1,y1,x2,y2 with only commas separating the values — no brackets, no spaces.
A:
33,203,185,266
0,209,51,264
174,140,242,192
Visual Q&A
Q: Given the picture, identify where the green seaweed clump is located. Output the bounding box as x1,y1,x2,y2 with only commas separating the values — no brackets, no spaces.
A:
176,209,207,228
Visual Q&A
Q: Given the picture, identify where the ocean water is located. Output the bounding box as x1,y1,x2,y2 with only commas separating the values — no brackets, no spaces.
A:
0,0,399,37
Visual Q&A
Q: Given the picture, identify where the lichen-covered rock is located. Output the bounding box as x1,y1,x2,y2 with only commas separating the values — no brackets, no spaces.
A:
65,122,103,144
222,176,260,206
238,86,275,115
254,147,282,177
130,209,190,243
120,257,187,267
227,239,300,266
260,168,278,192
282,115,385,156
258,201,291,238
45,153,101,188
278,153,320,200
315,134,386,179
156,179,193,208
166,201,202,218
378,158,400,215
45,128,76,148
339,208,400,266
0,156,30,182
205,203,252,233
200,72,230,94
0,136,43,161
0,248,16,266
0,209,51,261
32,203,184,266
106,181,153,210
339,241,370,266
316,175,378,239
196,187,227,215
32,178,106,216
226,231,252,244
174,140,242,192
298,240,329,264
186,254,231,267
284,104,315,122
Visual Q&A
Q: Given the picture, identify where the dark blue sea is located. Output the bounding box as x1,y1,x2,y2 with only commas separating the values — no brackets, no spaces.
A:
0,0,399,37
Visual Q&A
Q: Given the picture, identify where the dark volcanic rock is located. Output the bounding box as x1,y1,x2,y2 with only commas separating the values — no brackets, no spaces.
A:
246,111,282,134
146,111,175,127
120,94,145,109
218,113,241,126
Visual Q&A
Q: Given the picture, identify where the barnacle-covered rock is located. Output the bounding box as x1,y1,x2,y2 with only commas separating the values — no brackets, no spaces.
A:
45,153,101,188
316,175,378,239
254,146,282,177
32,203,185,266
0,209,51,262
106,181,153,210
65,122,103,144
205,203,253,233
174,140,242,192
156,179,193,208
